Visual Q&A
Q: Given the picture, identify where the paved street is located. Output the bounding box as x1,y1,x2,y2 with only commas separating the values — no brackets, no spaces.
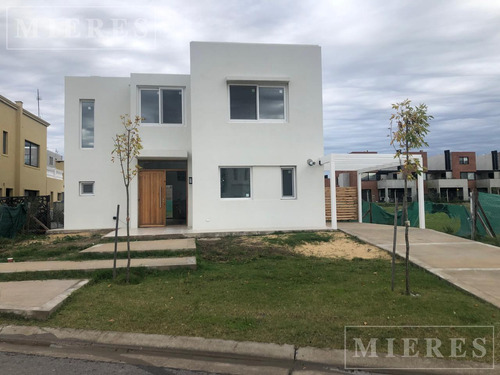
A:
0,350,217,375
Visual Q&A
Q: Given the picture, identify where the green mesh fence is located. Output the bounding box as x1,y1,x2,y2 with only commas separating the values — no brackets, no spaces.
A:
361,194,500,239
362,201,420,227
478,192,500,236
0,203,27,238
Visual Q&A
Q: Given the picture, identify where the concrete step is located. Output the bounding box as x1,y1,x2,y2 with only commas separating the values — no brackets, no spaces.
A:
0,257,196,274
81,238,196,253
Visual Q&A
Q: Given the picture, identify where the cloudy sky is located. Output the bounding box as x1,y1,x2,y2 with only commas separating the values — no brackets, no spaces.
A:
1,0,499,157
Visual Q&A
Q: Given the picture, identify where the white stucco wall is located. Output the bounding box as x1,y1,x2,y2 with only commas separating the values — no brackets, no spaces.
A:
64,76,130,230
190,42,325,230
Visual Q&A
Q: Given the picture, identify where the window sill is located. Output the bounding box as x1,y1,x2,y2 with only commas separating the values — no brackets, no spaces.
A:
228,120,287,124
141,123,186,128
24,164,40,170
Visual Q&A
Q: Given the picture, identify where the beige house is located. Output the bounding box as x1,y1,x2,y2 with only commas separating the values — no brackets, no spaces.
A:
0,94,64,202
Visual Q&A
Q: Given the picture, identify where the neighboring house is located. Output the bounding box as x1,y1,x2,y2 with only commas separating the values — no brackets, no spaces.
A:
333,149,500,204
335,151,427,202
64,42,325,231
427,150,476,201
476,151,500,194
46,150,65,204
0,94,64,203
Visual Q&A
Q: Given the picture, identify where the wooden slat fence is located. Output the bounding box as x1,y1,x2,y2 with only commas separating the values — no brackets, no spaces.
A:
325,187,358,221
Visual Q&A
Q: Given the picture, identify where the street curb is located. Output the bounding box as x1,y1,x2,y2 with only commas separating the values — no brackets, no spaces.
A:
0,326,496,374
0,325,295,361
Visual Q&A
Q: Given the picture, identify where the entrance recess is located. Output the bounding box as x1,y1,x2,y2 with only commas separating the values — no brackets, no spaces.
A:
138,160,188,228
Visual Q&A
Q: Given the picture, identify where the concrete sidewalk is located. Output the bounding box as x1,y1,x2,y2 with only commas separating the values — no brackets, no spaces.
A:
0,257,196,274
339,222,500,308
0,280,89,320
81,238,196,253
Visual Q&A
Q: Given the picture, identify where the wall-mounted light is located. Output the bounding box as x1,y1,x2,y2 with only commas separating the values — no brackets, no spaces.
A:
189,177,192,184
307,159,316,166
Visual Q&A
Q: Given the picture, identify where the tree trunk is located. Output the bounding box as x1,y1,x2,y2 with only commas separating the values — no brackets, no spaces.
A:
126,186,131,283
404,168,410,296
113,204,120,280
391,199,398,292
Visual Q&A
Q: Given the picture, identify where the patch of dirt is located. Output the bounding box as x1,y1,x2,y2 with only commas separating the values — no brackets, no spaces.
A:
294,232,390,260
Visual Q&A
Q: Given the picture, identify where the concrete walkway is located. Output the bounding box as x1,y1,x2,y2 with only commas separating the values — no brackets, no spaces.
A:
81,238,196,253
339,222,500,309
0,257,196,274
0,280,88,320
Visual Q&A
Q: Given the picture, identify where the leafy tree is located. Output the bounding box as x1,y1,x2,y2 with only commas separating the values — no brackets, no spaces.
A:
112,115,143,283
390,99,432,295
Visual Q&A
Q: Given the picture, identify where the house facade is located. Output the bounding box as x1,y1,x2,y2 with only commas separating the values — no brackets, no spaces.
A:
0,94,64,202
64,42,326,231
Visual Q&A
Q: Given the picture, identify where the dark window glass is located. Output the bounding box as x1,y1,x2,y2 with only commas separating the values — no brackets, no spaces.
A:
81,100,95,148
259,87,284,119
459,156,469,165
2,131,7,154
230,86,257,120
81,182,94,195
24,141,39,167
282,168,295,197
141,90,159,123
220,168,251,198
162,89,182,124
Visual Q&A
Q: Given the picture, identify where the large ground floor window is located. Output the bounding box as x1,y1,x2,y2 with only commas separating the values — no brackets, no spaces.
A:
220,167,251,198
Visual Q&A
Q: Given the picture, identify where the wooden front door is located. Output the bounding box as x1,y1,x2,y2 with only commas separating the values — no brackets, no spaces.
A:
138,170,166,227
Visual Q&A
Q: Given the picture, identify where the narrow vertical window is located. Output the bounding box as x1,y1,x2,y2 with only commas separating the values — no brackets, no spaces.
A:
2,131,7,154
81,100,95,148
281,167,296,198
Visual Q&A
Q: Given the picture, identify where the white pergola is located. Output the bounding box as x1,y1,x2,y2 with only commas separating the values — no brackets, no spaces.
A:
319,153,425,230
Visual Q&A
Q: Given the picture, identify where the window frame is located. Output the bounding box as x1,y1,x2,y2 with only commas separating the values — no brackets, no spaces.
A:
228,83,287,122
281,167,296,199
459,156,469,165
138,87,185,127
219,167,252,199
24,140,39,167
80,99,95,149
460,172,475,180
2,131,7,155
79,181,95,196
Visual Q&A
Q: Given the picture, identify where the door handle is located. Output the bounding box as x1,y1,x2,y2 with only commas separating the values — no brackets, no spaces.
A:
160,186,162,208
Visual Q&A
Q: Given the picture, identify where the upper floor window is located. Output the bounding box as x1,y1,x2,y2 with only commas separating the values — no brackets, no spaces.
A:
2,131,7,155
24,140,39,167
361,172,377,181
140,88,183,125
460,172,475,180
81,100,95,149
459,156,469,165
229,84,285,121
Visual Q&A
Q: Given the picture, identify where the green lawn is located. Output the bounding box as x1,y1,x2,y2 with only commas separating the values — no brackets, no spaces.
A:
0,232,498,361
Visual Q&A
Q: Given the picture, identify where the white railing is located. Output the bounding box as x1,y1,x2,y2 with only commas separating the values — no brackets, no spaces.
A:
47,166,64,180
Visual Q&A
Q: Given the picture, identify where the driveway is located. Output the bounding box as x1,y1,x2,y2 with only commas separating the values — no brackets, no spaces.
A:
338,222,500,309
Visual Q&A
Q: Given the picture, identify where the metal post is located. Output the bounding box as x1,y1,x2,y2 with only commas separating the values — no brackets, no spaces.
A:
417,171,425,229
357,172,362,223
330,155,337,230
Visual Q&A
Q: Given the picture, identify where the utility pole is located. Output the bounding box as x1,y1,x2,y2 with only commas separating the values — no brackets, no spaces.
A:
36,89,42,117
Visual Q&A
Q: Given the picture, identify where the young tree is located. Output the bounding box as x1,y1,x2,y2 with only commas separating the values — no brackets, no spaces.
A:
390,99,432,295
112,115,143,283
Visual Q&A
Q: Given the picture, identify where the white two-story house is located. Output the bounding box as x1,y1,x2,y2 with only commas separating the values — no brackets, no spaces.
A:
64,42,325,231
